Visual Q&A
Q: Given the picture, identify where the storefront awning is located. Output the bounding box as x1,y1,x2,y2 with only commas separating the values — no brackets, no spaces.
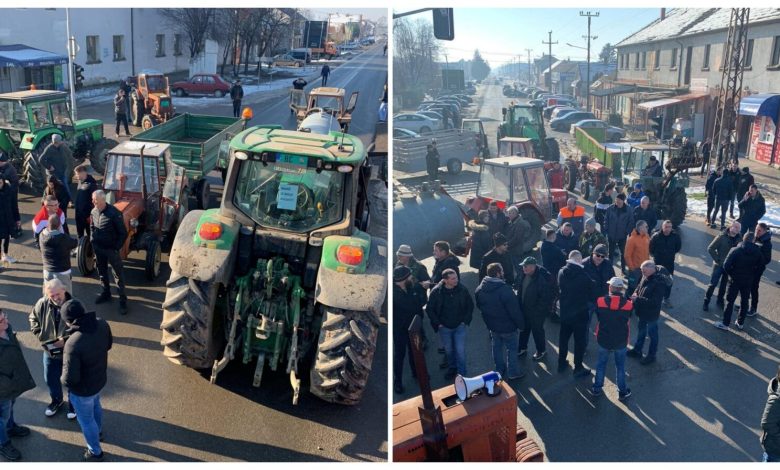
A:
590,85,636,97
637,92,708,111
738,94,780,125
0,44,68,68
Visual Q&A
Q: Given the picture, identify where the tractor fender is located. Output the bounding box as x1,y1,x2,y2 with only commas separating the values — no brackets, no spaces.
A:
315,233,388,313
19,129,64,152
0,131,15,156
168,209,240,284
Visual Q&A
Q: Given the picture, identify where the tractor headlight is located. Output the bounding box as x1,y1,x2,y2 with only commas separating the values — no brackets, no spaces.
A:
234,151,249,161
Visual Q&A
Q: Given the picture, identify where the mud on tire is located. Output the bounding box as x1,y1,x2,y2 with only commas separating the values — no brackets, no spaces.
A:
310,307,380,405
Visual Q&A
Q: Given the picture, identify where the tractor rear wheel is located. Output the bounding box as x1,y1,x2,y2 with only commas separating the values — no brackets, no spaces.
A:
145,238,162,280
89,139,114,176
21,141,48,194
310,307,380,405
545,137,561,162
563,162,578,192
664,187,687,228
518,205,543,254
160,272,224,369
76,236,96,276
131,94,145,127
446,158,463,175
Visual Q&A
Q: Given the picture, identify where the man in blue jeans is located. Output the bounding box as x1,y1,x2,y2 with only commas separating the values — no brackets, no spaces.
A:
589,277,633,401
626,260,665,365
61,299,113,462
703,222,741,311
427,268,474,380
475,263,524,380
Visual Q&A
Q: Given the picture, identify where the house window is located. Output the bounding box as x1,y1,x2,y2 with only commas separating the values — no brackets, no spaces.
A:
745,39,754,67
113,35,125,61
86,35,100,63
174,34,183,56
634,52,640,69
671,47,678,68
703,44,711,69
641,51,647,69
654,50,660,69
771,35,780,67
759,116,775,144
155,34,166,57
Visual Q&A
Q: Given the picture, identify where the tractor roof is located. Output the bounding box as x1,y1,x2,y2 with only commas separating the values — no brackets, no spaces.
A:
109,140,170,158
631,143,669,151
230,125,364,164
484,156,543,168
310,87,345,98
0,90,67,102
499,137,533,144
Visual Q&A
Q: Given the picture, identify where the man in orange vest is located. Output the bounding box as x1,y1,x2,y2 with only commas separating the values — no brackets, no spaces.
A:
589,276,633,401
557,197,586,237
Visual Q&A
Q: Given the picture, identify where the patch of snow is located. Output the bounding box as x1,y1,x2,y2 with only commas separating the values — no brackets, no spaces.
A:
686,185,780,230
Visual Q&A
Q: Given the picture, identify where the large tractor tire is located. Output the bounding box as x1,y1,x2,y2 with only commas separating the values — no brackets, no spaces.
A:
145,238,162,280
195,179,211,209
310,307,380,405
160,272,223,369
21,141,48,195
545,137,561,162
446,158,463,175
518,205,543,254
664,187,687,228
563,162,578,192
131,94,145,127
76,236,96,276
89,139,114,176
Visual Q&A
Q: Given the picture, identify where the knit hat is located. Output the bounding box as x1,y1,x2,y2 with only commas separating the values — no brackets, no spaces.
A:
393,265,412,282
493,233,508,247
585,217,596,227
61,299,87,324
594,244,609,256
396,244,413,257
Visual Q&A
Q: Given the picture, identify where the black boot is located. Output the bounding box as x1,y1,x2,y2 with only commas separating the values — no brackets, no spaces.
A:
702,298,710,311
95,290,111,304
119,296,128,315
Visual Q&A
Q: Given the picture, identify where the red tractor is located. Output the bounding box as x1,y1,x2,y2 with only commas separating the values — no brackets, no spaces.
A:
131,72,175,130
562,154,613,201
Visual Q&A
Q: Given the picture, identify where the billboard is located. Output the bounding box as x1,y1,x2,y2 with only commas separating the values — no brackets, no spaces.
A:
303,21,328,49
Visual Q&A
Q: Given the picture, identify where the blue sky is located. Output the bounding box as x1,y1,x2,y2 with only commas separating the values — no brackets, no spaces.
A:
400,8,664,65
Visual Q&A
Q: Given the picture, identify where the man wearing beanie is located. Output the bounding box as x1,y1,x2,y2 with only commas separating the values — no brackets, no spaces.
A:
479,233,515,285
392,265,425,394
60,299,112,461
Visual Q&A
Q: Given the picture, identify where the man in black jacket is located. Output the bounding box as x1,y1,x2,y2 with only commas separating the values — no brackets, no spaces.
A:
73,164,98,240
479,233,515,285
704,168,720,226
39,134,74,201
703,222,741,311
475,263,524,379
557,251,595,377
505,206,531,266
486,201,507,238
716,232,763,331
712,169,735,229
738,185,766,235
230,80,244,118
589,277,633,400
604,193,634,272
427,268,474,379
515,257,554,360
649,220,681,307
749,223,773,318
40,215,78,294
736,167,754,205
0,309,35,462
392,266,425,394
726,163,740,219
431,241,460,283
627,260,665,364
594,183,614,228
554,222,579,257
61,299,112,462
633,196,658,233
583,244,616,348
90,190,129,314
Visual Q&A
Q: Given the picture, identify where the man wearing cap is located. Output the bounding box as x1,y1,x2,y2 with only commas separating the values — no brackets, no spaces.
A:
230,80,244,118
557,198,586,238
475,262,525,379
557,250,595,377
431,241,460,283
392,265,426,394
633,196,658,233
515,256,555,360
396,245,431,291
505,206,531,266
649,220,681,307
554,222,579,258
583,244,616,348
627,183,644,209
60,299,112,461
427,268,474,380
589,277,633,400
604,193,634,273
479,233,515,285
38,134,74,201
579,218,607,258
627,260,665,364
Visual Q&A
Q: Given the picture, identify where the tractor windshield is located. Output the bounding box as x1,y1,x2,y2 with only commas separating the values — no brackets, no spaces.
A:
498,141,530,157
0,101,29,131
103,154,160,194
511,106,540,125
478,164,511,203
146,76,166,92
311,95,341,113
462,120,480,133
233,154,345,232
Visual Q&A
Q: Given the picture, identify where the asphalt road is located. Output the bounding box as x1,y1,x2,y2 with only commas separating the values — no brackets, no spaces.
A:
393,82,780,461
1,44,388,462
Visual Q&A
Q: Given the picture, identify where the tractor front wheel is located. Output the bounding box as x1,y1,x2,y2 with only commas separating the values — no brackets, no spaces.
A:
145,238,162,280
21,141,48,194
310,307,380,405
446,158,463,175
89,139,114,175
77,236,96,276
563,162,578,192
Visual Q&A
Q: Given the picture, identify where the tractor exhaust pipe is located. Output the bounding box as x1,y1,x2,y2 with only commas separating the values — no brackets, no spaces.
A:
139,144,148,201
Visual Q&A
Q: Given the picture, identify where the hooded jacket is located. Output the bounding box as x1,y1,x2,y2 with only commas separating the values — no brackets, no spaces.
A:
514,265,555,322
604,203,635,241
579,229,607,258
723,241,763,285
762,377,780,456
625,229,650,271
557,260,595,323
62,312,113,397
426,282,474,330
475,276,523,334
594,191,613,227
0,324,36,401
757,231,773,269
708,229,740,266
649,229,681,270
627,190,645,208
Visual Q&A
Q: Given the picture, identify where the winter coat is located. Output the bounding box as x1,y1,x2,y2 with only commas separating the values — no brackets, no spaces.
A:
604,203,635,241
649,229,681,271
641,162,663,177
0,324,36,401
757,231,773,269
427,282,474,330
0,184,18,239
737,192,766,231
487,211,508,238
75,175,98,220
705,171,718,200
425,149,440,173
713,175,734,200
320,65,331,77
431,253,460,283
404,257,431,285
393,282,426,335
627,190,644,208
624,229,650,271
762,377,780,456
475,277,524,334
723,241,763,286
230,84,244,101
39,142,72,177
583,256,616,298
479,248,515,285
633,205,658,232
62,312,113,397
468,220,492,269
595,295,633,350
557,260,595,324
554,229,579,257
579,230,607,257
506,215,531,258
632,272,665,322
113,93,127,115
540,239,566,278
0,162,19,189
736,171,754,200
29,292,72,344
556,205,586,237
594,191,612,227
40,227,78,273
708,230,740,266
514,265,555,323
90,203,127,251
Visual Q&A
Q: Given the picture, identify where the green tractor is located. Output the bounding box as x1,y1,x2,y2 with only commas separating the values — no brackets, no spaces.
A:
0,90,112,193
621,142,703,228
497,103,560,163
160,126,387,405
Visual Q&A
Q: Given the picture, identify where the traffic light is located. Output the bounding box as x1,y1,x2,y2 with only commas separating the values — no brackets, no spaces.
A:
74,63,85,90
432,8,454,41
649,116,663,139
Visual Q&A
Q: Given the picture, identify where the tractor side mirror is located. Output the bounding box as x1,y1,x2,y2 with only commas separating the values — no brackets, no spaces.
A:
501,107,507,117
346,91,359,114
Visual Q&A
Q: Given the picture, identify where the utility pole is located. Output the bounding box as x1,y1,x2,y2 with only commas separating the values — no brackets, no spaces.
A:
524,48,533,85
580,11,599,112
65,8,77,120
542,31,557,92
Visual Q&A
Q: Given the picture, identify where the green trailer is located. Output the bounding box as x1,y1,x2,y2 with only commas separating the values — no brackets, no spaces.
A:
130,113,247,209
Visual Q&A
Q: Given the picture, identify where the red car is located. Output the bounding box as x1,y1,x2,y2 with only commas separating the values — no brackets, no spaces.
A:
171,74,231,98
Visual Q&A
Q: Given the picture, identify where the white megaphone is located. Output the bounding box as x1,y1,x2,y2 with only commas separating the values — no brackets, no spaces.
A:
454,371,503,402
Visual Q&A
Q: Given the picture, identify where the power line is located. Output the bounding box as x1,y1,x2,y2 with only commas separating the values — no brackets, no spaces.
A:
580,10,599,112
542,31,558,92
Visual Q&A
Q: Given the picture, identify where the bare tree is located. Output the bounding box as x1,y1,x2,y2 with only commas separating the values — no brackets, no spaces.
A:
212,9,241,76
255,9,290,69
393,18,441,104
159,8,216,60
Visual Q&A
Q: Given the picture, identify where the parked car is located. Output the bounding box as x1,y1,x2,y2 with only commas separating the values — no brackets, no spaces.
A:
417,110,445,126
272,54,305,67
548,106,578,121
570,119,626,141
544,102,578,119
549,111,596,131
171,74,231,98
394,113,442,134
394,128,420,139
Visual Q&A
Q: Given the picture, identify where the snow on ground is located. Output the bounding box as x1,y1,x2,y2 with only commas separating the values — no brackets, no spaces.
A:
686,185,780,229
